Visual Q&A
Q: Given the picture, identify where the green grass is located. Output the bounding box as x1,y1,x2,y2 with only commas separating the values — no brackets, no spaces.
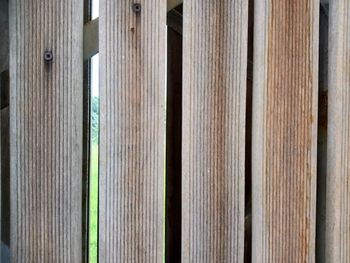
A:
89,144,99,263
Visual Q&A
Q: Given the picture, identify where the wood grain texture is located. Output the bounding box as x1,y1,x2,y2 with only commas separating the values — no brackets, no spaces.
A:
252,0,319,262
326,0,350,262
99,0,167,262
182,0,248,262
9,0,83,261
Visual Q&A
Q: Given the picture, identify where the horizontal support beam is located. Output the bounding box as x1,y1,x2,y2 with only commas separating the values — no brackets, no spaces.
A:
168,0,182,10
167,9,183,35
83,0,183,60
83,18,99,60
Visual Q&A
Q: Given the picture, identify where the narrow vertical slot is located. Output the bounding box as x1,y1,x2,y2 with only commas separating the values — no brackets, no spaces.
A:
0,0,10,261
316,3,329,262
166,5,183,262
88,0,99,262
0,71,10,263
89,53,99,263
244,0,254,262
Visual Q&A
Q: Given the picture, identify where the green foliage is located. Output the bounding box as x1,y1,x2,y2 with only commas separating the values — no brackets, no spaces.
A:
89,144,99,262
91,96,99,143
89,96,99,262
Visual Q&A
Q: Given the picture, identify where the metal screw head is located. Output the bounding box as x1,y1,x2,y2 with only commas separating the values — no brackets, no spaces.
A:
44,51,53,62
132,3,141,13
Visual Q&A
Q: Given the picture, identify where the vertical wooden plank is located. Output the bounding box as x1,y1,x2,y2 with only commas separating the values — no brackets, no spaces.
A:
182,0,248,262
9,0,83,261
99,0,166,262
252,0,319,262
326,0,350,261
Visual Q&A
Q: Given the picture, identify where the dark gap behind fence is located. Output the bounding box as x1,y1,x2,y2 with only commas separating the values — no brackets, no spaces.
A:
0,0,10,259
83,0,92,262
316,3,329,263
166,4,183,263
83,59,91,263
244,0,254,262
1,71,10,253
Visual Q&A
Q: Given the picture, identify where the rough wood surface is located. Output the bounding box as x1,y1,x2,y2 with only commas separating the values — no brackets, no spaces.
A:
182,0,248,261
9,0,83,261
252,0,319,262
326,0,350,262
99,0,167,262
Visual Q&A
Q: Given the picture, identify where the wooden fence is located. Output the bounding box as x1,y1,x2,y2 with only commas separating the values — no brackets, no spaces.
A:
0,0,349,262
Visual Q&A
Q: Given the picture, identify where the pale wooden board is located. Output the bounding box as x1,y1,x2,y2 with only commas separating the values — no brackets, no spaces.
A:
9,0,83,261
326,0,350,261
252,0,319,262
182,0,248,261
99,0,167,262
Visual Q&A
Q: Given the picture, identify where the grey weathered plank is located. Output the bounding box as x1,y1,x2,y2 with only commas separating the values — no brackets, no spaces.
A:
252,0,319,262
326,0,350,262
9,0,83,261
82,0,182,62
99,0,167,262
182,0,248,262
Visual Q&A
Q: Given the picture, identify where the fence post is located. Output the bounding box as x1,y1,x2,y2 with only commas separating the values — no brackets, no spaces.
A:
326,0,350,261
9,0,84,261
182,1,249,261
99,1,167,261
252,0,319,261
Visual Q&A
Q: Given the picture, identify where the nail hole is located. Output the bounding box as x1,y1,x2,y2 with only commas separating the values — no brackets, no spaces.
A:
44,51,53,62
132,3,141,14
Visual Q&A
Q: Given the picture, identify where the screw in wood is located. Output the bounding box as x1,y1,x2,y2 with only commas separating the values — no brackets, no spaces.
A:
44,51,53,62
132,3,141,14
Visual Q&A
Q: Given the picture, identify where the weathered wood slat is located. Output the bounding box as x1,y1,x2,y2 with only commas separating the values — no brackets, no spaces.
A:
182,0,248,261
9,0,83,261
326,0,350,261
99,0,167,262
252,0,319,262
